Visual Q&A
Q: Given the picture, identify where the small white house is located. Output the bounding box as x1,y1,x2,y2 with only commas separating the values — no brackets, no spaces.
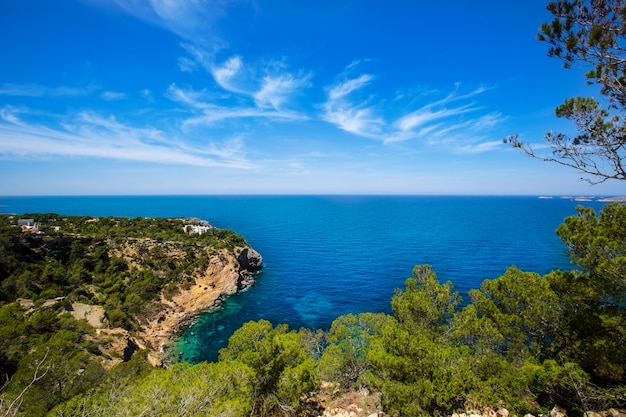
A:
184,224,213,235
18,219,39,232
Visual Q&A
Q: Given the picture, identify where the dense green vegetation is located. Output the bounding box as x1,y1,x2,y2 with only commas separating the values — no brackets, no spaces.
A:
1,204,623,417
0,214,248,416
0,214,245,311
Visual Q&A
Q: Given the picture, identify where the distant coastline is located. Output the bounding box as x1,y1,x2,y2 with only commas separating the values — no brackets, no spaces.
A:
538,195,626,202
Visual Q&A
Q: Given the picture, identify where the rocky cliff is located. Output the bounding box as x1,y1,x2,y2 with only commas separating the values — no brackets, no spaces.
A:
138,245,262,365
57,242,262,367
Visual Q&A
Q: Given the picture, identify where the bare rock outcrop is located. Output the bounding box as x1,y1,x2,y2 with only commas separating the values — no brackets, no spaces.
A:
314,386,388,417
70,302,106,328
94,328,146,367
236,246,263,271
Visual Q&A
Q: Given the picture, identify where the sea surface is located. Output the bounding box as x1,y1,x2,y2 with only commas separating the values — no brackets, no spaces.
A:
0,195,612,362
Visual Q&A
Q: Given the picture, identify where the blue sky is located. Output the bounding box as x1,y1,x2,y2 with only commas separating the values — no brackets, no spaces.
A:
0,0,623,195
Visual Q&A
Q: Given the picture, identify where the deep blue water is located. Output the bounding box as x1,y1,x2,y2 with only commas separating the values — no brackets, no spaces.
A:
0,195,612,362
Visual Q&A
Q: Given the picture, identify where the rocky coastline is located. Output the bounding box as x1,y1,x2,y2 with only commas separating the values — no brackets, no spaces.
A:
10,214,264,369
56,244,262,368
138,245,262,366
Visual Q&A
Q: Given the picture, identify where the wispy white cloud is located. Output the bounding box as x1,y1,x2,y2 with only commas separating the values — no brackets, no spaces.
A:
180,103,307,129
469,112,502,131
394,104,475,133
322,74,383,138
0,106,256,169
140,88,154,102
0,83,98,97
181,48,314,112
322,66,506,153
87,0,239,45
178,43,217,72
212,56,247,94
254,72,312,110
167,60,311,127
386,87,500,144
166,83,213,108
457,140,505,154
327,74,373,100
101,91,127,101
322,103,384,139
207,55,314,108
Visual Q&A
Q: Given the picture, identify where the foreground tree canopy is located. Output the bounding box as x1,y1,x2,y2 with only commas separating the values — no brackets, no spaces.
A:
506,0,626,183
0,203,624,416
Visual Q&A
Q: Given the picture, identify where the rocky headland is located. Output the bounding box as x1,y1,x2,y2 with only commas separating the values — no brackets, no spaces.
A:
8,214,263,368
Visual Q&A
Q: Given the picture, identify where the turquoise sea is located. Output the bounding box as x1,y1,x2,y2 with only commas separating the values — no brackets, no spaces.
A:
0,195,612,362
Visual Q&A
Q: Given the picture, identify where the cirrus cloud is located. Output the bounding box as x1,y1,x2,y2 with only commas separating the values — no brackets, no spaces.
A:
322,64,507,153
0,106,256,169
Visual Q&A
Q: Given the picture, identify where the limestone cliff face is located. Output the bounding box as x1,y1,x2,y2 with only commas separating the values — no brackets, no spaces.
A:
138,245,262,364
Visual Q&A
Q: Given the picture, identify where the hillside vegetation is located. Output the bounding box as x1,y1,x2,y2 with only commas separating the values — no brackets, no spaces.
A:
1,205,625,417
0,214,255,415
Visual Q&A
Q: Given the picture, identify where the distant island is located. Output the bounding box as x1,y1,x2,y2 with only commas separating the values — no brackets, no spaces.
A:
538,195,626,202
597,196,626,202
